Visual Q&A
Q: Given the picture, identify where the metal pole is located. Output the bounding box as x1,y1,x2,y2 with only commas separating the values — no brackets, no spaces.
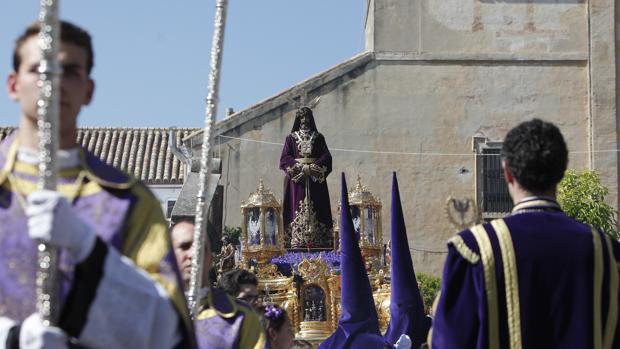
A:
187,0,229,317
36,0,61,326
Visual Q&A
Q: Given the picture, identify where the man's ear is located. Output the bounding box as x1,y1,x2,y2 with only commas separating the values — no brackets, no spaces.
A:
502,160,514,184
83,79,95,105
268,327,277,340
7,72,18,101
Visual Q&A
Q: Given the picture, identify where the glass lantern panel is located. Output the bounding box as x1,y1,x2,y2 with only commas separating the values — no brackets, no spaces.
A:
264,208,277,246
364,206,376,244
247,207,261,246
350,206,361,240
303,284,327,321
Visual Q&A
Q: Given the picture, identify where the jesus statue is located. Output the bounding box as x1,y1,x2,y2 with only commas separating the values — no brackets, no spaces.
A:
279,107,333,249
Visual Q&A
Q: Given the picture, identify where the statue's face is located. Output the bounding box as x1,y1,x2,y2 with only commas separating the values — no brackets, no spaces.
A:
299,114,310,131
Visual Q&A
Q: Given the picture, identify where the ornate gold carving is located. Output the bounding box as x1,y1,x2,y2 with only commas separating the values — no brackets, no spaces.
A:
241,179,280,208
298,258,328,283
240,180,285,266
326,275,341,332
256,264,283,279
349,175,381,207
297,257,334,342
344,176,383,252
290,198,331,249
373,276,391,334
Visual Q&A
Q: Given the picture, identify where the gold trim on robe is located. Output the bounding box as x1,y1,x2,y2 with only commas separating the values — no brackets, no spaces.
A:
448,235,480,264
491,219,522,349
471,224,500,349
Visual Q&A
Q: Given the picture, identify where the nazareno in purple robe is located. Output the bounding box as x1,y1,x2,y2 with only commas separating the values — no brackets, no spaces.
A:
431,197,620,349
279,132,333,249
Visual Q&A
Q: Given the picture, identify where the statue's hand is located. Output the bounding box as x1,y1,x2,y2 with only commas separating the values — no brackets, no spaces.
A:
292,171,305,183
309,164,327,182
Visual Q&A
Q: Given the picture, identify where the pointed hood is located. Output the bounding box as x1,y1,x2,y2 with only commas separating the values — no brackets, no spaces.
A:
384,172,430,348
319,173,389,349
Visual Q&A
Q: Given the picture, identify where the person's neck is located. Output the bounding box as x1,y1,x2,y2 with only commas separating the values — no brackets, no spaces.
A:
18,116,78,150
511,186,557,206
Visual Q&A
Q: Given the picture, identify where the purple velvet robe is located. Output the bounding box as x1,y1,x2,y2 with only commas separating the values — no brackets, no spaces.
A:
0,134,194,347
279,132,333,248
194,287,265,349
431,198,620,348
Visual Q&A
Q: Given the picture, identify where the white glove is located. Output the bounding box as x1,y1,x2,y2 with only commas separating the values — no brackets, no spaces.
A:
19,313,68,349
0,316,17,346
26,190,97,263
394,334,412,349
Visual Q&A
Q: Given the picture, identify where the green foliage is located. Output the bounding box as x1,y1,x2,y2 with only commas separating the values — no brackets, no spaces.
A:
223,226,242,245
557,170,619,240
417,272,441,314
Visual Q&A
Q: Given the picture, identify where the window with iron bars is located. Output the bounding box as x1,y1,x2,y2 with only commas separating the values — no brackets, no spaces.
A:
166,200,176,219
474,138,512,219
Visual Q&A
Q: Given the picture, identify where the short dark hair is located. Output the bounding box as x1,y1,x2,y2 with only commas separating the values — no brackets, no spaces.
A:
170,216,195,228
218,268,258,296
501,119,568,193
13,20,94,75
169,217,212,251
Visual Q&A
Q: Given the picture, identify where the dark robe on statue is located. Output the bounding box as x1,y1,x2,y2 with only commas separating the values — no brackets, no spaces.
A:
279,130,333,249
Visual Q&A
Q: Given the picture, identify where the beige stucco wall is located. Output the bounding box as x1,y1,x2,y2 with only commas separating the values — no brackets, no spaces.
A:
368,0,587,57
216,61,590,276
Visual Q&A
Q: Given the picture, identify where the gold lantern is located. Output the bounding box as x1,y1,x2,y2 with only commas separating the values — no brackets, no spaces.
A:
240,180,285,266
346,176,383,264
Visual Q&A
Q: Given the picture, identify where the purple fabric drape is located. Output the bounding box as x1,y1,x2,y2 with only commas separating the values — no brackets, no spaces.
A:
279,132,333,248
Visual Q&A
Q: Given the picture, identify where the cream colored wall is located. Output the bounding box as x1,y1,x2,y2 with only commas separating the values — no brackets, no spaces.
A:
217,61,590,276
209,0,619,276
368,0,587,57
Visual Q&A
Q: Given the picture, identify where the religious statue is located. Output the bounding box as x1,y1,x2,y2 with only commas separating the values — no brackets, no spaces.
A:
248,207,261,246
280,107,333,249
217,235,236,276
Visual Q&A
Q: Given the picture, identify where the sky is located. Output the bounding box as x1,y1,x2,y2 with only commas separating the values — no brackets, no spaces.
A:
0,1,366,128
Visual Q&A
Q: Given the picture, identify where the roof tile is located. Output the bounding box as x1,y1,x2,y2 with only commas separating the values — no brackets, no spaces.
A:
0,126,197,185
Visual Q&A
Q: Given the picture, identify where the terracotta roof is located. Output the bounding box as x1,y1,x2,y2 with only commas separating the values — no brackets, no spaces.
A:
0,127,198,185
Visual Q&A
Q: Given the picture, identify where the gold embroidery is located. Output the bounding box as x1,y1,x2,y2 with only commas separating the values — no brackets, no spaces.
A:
0,140,19,186
603,234,618,349
593,227,603,349
470,225,500,349
491,219,522,349
511,199,559,213
448,235,480,264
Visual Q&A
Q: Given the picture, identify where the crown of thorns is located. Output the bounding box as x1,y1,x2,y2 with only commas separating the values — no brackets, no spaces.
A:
264,305,284,320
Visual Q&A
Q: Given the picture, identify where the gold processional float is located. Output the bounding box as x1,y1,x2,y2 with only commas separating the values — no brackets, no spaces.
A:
234,178,390,344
